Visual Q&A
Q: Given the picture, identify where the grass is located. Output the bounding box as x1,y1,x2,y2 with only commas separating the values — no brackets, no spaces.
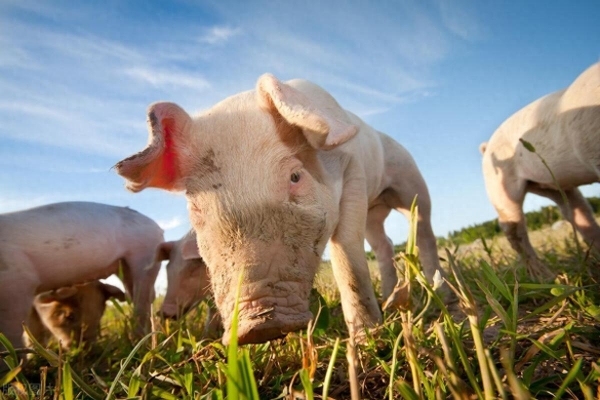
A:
2,214,600,399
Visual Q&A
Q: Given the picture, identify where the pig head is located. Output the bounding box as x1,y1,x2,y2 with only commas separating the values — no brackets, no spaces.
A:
156,231,221,336
116,74,447,344
26,281,125,349
157,231,211,316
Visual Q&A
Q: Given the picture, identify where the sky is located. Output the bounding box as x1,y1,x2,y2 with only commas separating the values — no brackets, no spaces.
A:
1,0,599,293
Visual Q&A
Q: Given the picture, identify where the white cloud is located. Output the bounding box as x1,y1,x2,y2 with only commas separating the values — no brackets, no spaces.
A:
199,26,241,45
157,215,185,231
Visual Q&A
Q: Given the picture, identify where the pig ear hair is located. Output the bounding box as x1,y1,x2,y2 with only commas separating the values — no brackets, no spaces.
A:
156,241,175,262
256,73,358,150
36,287,79,303
101,283,127,302
114,102,192,193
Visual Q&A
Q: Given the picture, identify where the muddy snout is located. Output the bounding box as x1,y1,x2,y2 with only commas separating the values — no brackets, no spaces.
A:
222,300,313,345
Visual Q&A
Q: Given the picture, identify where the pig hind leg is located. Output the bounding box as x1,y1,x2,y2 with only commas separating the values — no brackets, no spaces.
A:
365,203,397,300
381,177,448,287
485,174,554,280
529,185,600,253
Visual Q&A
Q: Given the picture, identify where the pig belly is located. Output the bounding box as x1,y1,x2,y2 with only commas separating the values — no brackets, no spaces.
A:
518,153,598,190
25,236,125,291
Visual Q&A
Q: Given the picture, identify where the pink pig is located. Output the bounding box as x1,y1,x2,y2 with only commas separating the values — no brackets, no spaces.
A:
481,62,600,280
116,74,447,344
0,202,163,350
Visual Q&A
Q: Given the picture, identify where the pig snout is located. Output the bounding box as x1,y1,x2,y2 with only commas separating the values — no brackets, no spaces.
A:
222,295,313,345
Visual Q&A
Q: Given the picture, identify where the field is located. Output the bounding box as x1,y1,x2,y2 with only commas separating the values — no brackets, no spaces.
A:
1,216,600,399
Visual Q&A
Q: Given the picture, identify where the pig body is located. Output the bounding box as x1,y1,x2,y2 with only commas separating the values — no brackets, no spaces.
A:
0,202,163,349
25,281,125,349
116,74,447,344
481,62,600,279
157,231,220,336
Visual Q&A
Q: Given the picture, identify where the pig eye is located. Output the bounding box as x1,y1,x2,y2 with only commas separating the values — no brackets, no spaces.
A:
290,172,301,183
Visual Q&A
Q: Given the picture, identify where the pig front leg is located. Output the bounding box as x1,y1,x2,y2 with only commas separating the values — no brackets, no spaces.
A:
330,186,382,340
121,256,161,336
0,271,36,351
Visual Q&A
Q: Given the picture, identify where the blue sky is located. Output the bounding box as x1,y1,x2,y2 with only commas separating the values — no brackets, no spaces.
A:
1,1,599,292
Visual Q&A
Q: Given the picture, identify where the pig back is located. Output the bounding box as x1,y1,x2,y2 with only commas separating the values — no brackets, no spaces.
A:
0,202,163,289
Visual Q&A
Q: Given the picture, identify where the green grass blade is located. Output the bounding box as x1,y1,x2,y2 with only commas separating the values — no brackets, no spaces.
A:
554,357,584,399
106,331,157,399
21,324,59,366
0,364,22,386
0,333,19,370
241,349,260,399
396,379,420,400
299,368,314,400
61,360,74,400
322,337,340,400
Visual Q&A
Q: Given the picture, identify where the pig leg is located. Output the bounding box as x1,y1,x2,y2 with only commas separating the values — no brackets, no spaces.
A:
0,273,36,350
382,174,449,288
121,256,160,335
330,185,382,339
365,204,397,300
485,175,554,280
528,186,600,252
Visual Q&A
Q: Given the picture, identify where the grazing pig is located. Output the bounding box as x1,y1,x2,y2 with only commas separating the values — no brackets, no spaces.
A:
0,202,163,351
156,231,220,335
115,74,447,344
25,281,126,349
481,62,600,280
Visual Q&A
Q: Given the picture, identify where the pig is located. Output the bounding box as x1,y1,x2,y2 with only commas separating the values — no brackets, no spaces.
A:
0,202,163,351
156,231,220,335
25,281,126,349
481,62,600,280
115,73,448,345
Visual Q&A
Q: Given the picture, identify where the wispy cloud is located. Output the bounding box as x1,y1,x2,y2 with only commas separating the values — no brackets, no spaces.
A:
0,101,72,121
437,0,484,41
123,67,211,91
199,26,241,45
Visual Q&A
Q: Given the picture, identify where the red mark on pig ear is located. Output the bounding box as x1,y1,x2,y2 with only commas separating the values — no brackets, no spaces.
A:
115,102,192,192
151,113,178,187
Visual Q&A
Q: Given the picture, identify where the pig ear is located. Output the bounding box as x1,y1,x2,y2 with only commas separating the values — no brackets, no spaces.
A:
156,241,175,261
256,74,358,150
37,287,78,303
115,102,193,192
181,235,202,261
101,283,126,302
